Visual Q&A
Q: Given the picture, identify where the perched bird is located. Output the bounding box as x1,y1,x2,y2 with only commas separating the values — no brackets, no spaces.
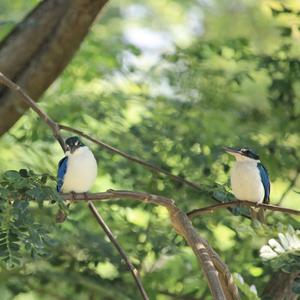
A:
224,147,270,222
57,136,97,193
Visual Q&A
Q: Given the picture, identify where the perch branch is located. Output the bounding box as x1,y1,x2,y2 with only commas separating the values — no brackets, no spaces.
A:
62,190,239,300
187,200,300,219
88,201,149,300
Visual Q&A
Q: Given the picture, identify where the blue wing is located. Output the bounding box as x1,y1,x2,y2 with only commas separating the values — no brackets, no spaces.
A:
57,156,68,192
257,162,270,204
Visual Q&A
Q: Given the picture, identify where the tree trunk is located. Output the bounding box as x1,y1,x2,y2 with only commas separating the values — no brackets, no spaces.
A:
0,0,108,135
262,271,299,300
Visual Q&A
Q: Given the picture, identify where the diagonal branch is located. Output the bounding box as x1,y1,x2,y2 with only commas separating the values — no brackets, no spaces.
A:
0,72,65,150
187,200,300,219
278,170,300,205
59,124,203,192
88,201,149,300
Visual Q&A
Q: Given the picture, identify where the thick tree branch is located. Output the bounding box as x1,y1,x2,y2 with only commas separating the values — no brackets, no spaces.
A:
262,270,299,300
0,0,108,135
187,200,300,219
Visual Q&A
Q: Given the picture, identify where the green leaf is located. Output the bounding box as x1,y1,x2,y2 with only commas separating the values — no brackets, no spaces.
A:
260,226,300,272
234,273,260,300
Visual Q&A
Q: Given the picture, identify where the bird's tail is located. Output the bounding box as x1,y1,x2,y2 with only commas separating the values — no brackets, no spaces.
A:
250,207,265,223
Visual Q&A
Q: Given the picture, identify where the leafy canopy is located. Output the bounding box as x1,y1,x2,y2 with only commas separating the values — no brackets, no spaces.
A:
0,0,299,299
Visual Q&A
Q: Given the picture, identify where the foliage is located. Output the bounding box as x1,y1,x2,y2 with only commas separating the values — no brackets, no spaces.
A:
234,273,260,300
260,225,300,269
0,170,65,268
259,225,300,294
0,0,299,299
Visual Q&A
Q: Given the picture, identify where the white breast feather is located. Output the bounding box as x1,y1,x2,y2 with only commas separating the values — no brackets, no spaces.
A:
61,146,97,193
230,160,264,203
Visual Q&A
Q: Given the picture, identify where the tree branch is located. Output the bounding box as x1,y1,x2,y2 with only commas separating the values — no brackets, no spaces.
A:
63,190,239,300
87,201,149,300
278,170,300,205
0,72,65,150
187,200,300,219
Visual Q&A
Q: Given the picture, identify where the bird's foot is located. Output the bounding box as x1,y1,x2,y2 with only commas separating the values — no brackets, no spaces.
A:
106,189,115,193
83,192,88,200
69,191,77,205
255,201,261,208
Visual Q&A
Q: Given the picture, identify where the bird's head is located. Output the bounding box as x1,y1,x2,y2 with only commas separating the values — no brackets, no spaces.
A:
65,136,85,155
224,147,260,162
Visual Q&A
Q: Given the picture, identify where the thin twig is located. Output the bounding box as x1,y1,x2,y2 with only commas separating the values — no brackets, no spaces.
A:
187,200,300,219
59,124,203,192
0,71,207,193
88,201,149,300
0,72,65,151
278,170,300,205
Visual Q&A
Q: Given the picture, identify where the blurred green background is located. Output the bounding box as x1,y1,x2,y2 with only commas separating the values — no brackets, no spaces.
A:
0,0,299,299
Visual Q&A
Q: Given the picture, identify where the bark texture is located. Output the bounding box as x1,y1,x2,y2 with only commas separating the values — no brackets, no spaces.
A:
0,0,108,135
262,271,299,300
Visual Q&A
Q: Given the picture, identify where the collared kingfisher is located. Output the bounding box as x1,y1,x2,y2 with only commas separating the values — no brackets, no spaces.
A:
224,147,270,222
57,136,97,193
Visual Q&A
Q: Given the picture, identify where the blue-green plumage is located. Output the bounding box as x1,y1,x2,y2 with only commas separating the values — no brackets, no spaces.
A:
57,156,68,192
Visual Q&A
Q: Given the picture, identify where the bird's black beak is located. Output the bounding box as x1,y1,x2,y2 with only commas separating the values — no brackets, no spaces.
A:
223,147,241,155
70,145,77,154
66,145,78,154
